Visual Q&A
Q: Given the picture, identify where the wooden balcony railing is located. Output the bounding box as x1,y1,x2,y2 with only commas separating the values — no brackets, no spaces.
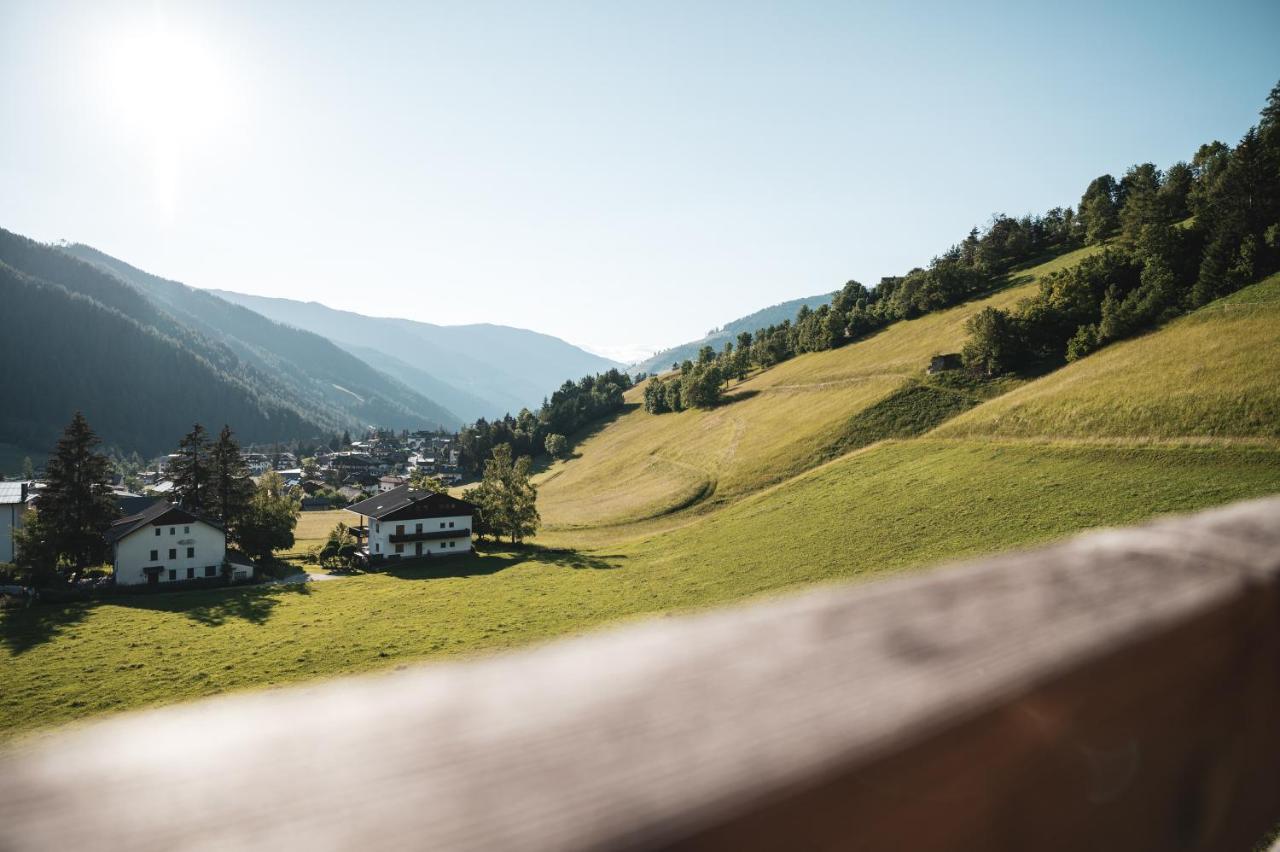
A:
2,497,1278,851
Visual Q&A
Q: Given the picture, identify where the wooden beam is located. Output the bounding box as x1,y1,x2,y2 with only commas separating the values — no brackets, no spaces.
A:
2,497,1279,851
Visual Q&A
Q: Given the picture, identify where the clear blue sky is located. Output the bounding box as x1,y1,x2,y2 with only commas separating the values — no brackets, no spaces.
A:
2,1,1277,361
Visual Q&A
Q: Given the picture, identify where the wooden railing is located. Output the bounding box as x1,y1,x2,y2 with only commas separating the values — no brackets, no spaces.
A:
2,497,1279,851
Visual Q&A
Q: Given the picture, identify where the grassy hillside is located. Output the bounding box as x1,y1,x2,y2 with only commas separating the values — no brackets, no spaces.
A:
935,272,1280,441
5,249,1279,742
536,245,1101,530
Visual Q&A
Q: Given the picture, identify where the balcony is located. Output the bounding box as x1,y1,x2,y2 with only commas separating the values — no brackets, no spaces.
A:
387,528,470,544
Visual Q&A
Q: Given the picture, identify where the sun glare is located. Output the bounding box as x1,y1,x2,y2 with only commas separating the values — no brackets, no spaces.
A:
92,14,236,216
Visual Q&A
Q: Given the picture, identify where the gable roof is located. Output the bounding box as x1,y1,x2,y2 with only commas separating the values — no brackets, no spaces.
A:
346,484,475,520
105,500,224,544
0,482,31,505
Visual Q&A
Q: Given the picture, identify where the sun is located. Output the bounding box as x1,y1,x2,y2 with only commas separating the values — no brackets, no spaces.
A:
92,13,236,215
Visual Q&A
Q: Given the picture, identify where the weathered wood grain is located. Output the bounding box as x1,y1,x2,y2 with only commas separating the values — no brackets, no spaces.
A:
2,497,1278,851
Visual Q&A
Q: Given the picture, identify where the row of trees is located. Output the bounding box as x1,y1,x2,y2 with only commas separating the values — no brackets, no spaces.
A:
455,369,633,471
962,82,1280,376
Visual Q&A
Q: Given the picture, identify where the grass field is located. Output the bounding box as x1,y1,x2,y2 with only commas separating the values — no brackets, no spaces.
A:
4,248,1280,742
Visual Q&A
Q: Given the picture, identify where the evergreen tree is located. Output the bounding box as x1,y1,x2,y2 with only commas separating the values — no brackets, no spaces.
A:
171,424,213,513
36,412,118,574
210,425,254,528
21,456,34,480
1079,175,1120,244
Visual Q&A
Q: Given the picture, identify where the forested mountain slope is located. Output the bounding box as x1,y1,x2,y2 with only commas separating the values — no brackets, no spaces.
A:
0,228,457,459
62,244,461,431
212,289,623,422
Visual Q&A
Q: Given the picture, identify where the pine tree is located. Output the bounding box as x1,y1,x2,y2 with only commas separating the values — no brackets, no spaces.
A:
171,424,213,514
210,425,254,529
37,412,119,574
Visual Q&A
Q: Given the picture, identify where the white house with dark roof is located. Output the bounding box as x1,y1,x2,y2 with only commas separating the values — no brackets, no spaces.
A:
345,484,475,563
106,500,250,586
0,482,34,564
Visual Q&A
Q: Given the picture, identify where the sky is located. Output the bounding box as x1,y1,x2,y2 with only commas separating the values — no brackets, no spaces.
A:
2,1,1278,363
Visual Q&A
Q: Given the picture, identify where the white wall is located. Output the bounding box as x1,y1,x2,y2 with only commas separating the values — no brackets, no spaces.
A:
363,513,472,560
113,520,227,586
0,502,23,564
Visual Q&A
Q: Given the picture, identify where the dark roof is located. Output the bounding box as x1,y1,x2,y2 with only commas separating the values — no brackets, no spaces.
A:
346,484,476,520
115,495,157,517
105,501,225,544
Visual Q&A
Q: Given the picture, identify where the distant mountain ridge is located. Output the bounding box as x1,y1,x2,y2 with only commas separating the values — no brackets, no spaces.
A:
633,292,835,374
210,290,624,422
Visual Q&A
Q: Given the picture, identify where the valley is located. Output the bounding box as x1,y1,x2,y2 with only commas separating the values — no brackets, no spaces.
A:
4,257,1278,742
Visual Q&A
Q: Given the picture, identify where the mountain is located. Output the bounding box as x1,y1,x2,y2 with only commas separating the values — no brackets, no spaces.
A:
633,292,835,375
211,290,624,423
0,228,460,460
61,244,462,432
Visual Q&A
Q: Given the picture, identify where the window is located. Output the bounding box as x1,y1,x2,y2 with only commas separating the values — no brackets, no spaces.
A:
169,527,175,535
375,543,380,553
396,524,404,536
415,523,422,533
449,540,456,548
375,522,380,532
204,565,217,577
150,550,158,562
169,548,177,560
187,547,195,558
394,543,404,554
440,522,446,529
168,569,176,581
154,527,160,537
440,542,447,550
184,526,190,534
186,567,195,579
448,521,454,528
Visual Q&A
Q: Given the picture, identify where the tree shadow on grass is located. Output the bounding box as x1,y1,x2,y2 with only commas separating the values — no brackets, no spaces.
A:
107,582,312,627
0,601,92,655
382,544,625,580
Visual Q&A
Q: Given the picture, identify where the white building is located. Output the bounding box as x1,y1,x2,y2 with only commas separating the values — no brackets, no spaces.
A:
346,484,476,563
106,500,249,586
0,482,33,564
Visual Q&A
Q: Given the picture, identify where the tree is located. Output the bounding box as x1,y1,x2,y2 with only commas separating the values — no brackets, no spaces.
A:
235,470,300,561
20,456,34,480
11,509,60,586
472,444,539,545
301,456,319,479
210,425,254,529
408,469,447,492
33,412,119,575
961,307,1023,376
318,522,361,571
171,424,213,513
1079,175,1120,244
544,433,569,459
